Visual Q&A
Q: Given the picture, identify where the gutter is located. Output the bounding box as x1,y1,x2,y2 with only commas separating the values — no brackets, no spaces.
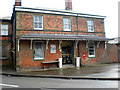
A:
15,6,106,19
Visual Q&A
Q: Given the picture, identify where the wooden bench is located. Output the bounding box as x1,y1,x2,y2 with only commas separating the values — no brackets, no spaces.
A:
42,61,59,69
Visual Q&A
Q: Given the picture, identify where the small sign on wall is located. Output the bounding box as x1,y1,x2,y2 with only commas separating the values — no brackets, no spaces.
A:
50,44,56,53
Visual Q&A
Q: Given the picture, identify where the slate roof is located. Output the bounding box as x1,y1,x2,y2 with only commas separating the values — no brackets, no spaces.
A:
19,34,112,41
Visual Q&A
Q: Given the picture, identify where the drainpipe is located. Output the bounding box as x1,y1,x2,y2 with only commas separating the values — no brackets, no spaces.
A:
76,14,79,35
11,20,13,67
14,9,17,71
76,14,81,66
76,14,80,56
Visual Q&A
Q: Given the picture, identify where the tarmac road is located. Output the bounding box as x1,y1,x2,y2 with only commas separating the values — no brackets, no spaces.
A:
1,75,118,88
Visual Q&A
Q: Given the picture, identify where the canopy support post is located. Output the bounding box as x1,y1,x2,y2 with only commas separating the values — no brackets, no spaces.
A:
30,39,33,49
46,39,49,50
97,41,101,48
59,40,62,52
86,40,90,48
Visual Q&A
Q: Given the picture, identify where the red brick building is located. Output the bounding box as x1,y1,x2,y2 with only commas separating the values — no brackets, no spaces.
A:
1,0,114,71
0,17,13,67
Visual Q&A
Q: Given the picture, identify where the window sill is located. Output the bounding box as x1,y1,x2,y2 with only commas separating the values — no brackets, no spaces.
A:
34,28,43,30
34,58,45,61
88,31,94,33
88,56,96,58
63,30,71,32
0,35,9,36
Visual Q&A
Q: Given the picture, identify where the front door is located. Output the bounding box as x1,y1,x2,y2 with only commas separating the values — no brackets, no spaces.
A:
62,41,73,64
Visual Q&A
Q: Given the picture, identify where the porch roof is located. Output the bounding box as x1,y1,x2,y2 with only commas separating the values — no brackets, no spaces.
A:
19,34,113,41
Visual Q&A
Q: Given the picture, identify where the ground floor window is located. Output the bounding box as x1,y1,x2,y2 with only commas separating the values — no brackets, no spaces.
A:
0,43,9,60
33,41,44,60
88,42,95,57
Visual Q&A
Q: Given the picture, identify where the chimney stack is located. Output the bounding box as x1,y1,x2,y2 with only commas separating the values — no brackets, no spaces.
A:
65,0,72,10
15,0,22,6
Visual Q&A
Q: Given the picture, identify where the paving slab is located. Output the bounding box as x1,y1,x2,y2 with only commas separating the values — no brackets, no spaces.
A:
1,63,119,80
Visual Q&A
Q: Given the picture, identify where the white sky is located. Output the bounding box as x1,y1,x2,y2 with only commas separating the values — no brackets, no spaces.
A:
0,0,119,38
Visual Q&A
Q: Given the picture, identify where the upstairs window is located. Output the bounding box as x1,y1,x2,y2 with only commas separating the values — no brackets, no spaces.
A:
1,24,9,35
63,18,71,31
87,20,94,32
34,16,43,30
88,42,95,57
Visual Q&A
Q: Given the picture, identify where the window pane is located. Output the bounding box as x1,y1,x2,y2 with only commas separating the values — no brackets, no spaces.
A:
4,31,8,35
34,42,44,59
2,44,9,57
63,18,71,31
1,25,8,29
34,16,38,21
88,42,95,57
34,16,43,29
39,16,42,21
65,25,69,29
1,25,8,35
38,23,42,28
63,19,66,24
87,21,91,25
66,19,69,23
34,23,37,28
1,31,5,35
87,20,94,32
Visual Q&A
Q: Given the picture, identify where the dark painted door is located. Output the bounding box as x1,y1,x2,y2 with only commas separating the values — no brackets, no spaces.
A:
62,46,72,64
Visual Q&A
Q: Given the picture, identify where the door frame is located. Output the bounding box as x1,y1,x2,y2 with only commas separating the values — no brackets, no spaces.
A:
61,41,74,64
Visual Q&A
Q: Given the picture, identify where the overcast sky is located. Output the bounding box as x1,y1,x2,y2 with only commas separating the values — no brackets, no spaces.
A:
0,0,119,38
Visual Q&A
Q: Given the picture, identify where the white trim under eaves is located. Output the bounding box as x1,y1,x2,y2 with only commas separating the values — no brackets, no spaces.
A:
78,14,105,19
15,7,106,19
15,8,77,16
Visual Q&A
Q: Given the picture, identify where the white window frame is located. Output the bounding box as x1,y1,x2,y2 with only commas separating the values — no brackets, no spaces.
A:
88,42,95,57
34,15,43,30
33,41,44,60
63,18,71,31
1,24,9,35
87,20,94,32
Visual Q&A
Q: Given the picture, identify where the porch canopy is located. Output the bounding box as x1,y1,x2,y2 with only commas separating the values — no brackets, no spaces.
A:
19,33,112,41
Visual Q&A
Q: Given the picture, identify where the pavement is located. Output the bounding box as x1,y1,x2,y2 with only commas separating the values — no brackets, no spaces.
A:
0,63,119,80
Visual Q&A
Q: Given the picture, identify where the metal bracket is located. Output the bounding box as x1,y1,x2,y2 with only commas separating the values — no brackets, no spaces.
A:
46,39,49,50
105,41,108,49
59,40,62,52
86,40,90,48
75,40,79,48
30,39,33,49
97,41,101,48
18,39,20,51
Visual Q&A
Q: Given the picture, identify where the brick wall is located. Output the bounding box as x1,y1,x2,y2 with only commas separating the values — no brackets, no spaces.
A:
17,40,119,71
79,41,106,65
79,41,95,65
0,21,12,67
45,40,62,62
44,15,62,31
106,44,118,63
16,12,105,37
15,12,106,71
0,21,12,40
18,40,62,70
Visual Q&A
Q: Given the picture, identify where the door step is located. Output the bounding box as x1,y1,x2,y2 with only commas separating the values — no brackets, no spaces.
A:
62,64,75,68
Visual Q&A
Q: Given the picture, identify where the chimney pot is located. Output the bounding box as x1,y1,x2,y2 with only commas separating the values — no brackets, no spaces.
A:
65,0,72,10
15,0,21,6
